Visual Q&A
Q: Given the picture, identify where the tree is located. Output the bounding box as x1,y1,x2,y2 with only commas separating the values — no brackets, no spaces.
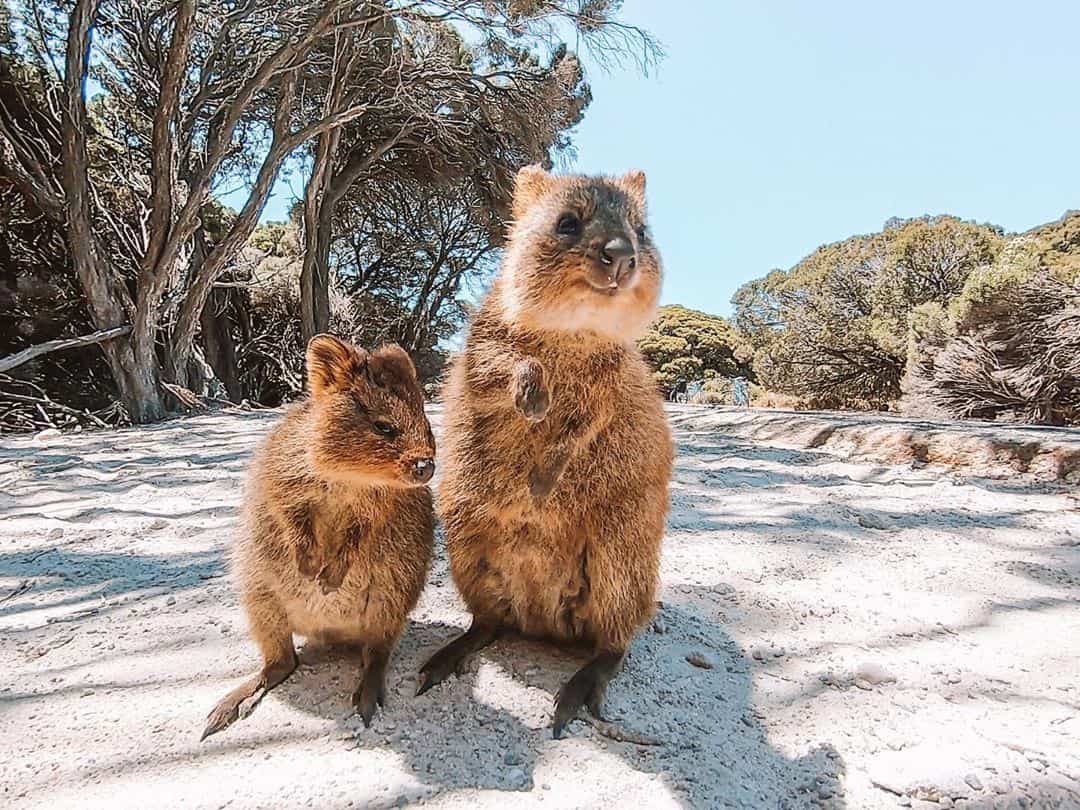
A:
734,216,1003,409
2,1,429,420
638,305,751,395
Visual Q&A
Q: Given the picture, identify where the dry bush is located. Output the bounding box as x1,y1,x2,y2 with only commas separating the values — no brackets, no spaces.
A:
906,273,1080,425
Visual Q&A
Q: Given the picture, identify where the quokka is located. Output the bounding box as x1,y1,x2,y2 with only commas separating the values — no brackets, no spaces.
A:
418,165,673,738
202,335,436,739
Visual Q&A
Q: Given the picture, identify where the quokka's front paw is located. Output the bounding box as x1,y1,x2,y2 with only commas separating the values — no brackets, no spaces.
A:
529,449,569,499
296,548,320,581
315,557,349,594
513,358,550,422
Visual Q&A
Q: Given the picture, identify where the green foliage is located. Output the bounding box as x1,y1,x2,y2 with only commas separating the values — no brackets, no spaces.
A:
733,216,1004,409
249,222,298,258
732,208,1080,423
638,305,750,394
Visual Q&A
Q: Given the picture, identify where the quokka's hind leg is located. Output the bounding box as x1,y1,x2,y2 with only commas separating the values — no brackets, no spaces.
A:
353,640,391,728
201,589,296,741
552,649,625,739
415,618,500,696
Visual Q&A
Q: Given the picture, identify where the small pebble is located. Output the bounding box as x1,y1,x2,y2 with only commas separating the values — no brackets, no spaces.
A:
855,662,898,686
963,774,983,792
857,512,891,530
686,652,714,669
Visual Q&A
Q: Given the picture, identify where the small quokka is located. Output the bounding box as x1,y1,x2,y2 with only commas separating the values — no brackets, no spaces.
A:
202,335,435,740
417,165,673,738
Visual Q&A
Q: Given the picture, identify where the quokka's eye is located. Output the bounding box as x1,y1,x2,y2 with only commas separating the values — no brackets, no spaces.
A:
556,213,582,237
635,224,647,241
372,421,397,437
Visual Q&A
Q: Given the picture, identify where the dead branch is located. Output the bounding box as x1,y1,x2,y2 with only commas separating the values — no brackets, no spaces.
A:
0,326,133,373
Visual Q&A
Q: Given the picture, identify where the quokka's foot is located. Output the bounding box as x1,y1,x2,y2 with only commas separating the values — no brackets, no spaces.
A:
352,673,386,728
552,651,623,739
200,655,297,741
202,690,247,741
415,621,499,696
353,644,390,728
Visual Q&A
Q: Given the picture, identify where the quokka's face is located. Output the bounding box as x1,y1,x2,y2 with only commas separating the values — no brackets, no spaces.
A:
305,335,435,488
500,166,662,341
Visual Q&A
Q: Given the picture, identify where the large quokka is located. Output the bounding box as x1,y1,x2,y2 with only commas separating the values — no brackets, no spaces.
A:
202,335,435,740
418,166,673,738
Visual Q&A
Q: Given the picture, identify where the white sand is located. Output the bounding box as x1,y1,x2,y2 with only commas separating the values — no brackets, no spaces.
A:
1,405,1078,809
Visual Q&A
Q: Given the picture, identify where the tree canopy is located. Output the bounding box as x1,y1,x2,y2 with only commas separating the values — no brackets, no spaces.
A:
638,305,751,395
732,211,1080,424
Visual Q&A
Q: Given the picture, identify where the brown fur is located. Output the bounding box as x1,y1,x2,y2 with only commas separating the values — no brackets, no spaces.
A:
202,336,435,739
418,166,673,737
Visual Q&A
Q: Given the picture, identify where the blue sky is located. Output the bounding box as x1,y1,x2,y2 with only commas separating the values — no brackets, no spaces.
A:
256,0,1080,317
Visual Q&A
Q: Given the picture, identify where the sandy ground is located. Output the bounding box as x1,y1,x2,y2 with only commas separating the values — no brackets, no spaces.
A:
1,405,1078,810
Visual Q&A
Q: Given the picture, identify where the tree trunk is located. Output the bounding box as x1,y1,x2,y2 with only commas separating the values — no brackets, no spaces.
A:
300,130,338,344
167,135,294,387
300,131,407,343
200,288,241,402
193,226,241,401
301,200,335,343
61,0,165,423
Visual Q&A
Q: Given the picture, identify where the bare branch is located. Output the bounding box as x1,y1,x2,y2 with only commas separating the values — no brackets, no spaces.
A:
0,326,133,374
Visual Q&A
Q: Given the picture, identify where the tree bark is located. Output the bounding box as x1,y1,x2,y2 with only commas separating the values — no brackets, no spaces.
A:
300,131,339,344
131,0,196,402
301,181,336,343
200,289,241,402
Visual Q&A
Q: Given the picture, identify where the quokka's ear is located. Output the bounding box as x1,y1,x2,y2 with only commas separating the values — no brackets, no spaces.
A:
306,334,368,398
619,169,647,209
511,163,555,221
368,344,417,394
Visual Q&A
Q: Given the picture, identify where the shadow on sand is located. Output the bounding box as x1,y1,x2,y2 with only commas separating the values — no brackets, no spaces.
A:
261,589,844,809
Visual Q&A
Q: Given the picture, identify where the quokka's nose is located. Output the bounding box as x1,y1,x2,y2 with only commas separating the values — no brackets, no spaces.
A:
600,236,636,265
599,236,637,286
411,458,435,484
